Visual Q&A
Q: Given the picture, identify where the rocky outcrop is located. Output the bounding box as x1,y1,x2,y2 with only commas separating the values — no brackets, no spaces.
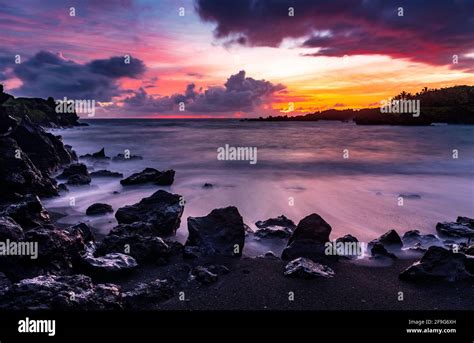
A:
1,87,81,127
400,246,474,282
97,232,171,263
288,213,331,244
376,229,403,248
0,138,58,200
80,147,109,159
66,222,94,243
185,206,246,257
86,203,113,216
115,190,184,237
281,213,332,262
120,168,175,186
0,195,51,230
0,86,14,106
284,257,335,279
57,163,91,185
368,229,403,256
0,216,24,241
436,217,474,239
255,215,296,238
80,243,137,274
0,274,122,310
0,111,18,136
371,242,397,259
1,222,92,279
10,116,77,174
402,230,441,250
22,227,86,270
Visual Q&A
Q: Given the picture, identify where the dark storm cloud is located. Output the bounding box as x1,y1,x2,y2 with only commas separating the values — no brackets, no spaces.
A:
196,0,474,68
87,56,145,78
10,51,145,101
122,70,285,114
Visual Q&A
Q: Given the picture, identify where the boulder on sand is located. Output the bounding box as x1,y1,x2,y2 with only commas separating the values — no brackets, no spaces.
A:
281,213,332,262
399,246,474,282
368,229,403,255
288,213,331,244
115,190,184,237
284,257,335,279
375,229,403,248
255,215,296,239
185,206,246,257
80,243,137,274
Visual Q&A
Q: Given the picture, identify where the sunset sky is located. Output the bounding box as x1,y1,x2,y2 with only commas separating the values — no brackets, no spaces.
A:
0,0,473,118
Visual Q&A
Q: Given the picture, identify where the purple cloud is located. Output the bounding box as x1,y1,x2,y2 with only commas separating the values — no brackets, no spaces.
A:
9,51,145,101
122,70,285,114
196,0,474,69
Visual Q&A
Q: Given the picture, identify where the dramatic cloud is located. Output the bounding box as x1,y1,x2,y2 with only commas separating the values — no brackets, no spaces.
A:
87,57,145,78
122,70,285,114
196,0,474,68
10,51,145,101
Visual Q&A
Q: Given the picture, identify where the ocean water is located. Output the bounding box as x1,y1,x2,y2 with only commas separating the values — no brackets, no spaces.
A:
44,119,474,256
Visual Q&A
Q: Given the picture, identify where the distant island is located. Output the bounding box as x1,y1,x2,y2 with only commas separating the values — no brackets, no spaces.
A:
244,85,474,125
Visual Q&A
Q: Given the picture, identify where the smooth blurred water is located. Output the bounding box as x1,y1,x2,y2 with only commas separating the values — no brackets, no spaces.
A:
44,119,474,255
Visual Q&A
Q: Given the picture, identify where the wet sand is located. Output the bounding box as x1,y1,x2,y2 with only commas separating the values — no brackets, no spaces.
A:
90,255,474,311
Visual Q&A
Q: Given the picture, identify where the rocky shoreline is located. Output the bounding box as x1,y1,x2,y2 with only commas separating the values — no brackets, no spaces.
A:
0,98,473,310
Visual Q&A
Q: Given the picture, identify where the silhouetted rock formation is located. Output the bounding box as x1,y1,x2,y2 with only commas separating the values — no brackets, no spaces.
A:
0,85,81,127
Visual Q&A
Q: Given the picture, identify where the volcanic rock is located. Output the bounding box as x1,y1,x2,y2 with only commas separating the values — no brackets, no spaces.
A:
185,206,245,257
284,257,335,279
